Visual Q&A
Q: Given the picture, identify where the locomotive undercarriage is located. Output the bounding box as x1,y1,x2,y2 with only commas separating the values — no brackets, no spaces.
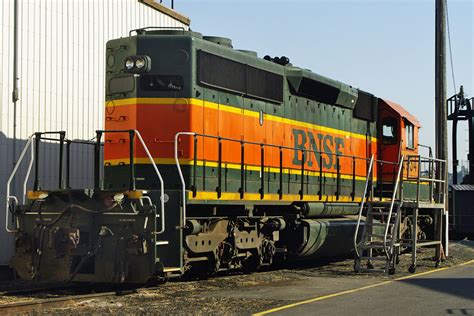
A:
11,190,159,283
10,188,393,283
183,217,281,276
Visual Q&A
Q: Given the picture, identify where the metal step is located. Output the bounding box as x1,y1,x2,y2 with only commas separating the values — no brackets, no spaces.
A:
360,244,385,249
366,233,393,238
359,256,388,261
361,240,400,247
372,211,397,216
366,223,394,227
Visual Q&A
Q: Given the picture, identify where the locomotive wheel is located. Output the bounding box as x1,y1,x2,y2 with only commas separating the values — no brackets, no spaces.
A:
242,253,261,274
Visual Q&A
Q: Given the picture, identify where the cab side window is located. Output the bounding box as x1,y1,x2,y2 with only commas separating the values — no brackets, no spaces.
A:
382,117,398,145
405,122,414,149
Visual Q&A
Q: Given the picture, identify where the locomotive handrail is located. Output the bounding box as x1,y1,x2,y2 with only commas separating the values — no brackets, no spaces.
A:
175,131,377,207
383,155,404,259
129,26,186,36
403,154,447,204
96,129,166,235
353,154,375,258
175,132,196,229
6,130,167,235
135,130,166,235
6,131,67,233
177,131,373,163
5,134,34,233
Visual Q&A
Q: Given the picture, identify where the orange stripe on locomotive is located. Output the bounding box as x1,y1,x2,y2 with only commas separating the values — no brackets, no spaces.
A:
104,98,377,178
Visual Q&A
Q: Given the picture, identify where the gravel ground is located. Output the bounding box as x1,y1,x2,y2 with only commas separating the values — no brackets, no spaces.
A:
2,239,473,315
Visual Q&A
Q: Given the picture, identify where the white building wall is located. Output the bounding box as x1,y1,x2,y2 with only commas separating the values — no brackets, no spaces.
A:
0,0,188,265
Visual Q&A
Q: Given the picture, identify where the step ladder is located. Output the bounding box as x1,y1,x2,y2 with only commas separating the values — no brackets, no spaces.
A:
354,155,404,274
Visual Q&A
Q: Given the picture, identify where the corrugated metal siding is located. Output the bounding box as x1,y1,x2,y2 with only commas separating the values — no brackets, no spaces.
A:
0,0,188,265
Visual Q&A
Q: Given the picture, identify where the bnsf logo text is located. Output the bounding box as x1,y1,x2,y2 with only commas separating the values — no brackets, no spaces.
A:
292,129,345,170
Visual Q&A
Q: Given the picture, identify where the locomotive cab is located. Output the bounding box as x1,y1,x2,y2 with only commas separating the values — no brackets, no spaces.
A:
377,99,421,195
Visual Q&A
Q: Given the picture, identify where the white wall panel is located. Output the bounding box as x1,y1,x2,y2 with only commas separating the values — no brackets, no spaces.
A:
0,0,188,265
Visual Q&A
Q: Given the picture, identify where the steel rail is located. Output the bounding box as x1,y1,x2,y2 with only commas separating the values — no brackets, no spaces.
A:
0,291,121,315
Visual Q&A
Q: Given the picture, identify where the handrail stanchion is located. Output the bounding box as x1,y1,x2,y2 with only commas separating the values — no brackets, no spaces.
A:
192,135,198,197
239,141,245,199
66,140,71,189
278,147,283,200
260,144,264,200
58,132,65,189
33,132,41,191
351,157,356,201
416,155,421,204
379,161,383,199
336,154,341,201
129,130,136,191
319,154,323,199
299,149,305,200
94,131,102,190
217,137,222,198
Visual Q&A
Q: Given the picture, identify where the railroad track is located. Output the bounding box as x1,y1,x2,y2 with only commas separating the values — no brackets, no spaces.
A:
0,288,138,315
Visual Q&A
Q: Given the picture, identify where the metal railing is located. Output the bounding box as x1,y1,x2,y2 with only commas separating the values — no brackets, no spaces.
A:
383,155,404,258
353,154,375,258
6,131,68,233
6,130,166,235
404,155,447,204
174,132,373,195
95,129,166,234
174,131,374,229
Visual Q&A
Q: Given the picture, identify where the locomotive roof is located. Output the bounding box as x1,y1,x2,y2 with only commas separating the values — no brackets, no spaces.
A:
129,29,421,125
380,99,421,127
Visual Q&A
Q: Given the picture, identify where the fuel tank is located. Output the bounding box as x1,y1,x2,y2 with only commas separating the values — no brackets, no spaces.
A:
301,203,360,218
282,217,365,260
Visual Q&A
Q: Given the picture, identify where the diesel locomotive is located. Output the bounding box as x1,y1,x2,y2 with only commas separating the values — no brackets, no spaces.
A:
7,28,442,283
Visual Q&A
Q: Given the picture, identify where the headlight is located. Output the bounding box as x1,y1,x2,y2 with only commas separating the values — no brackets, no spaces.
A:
124,55,151,73
125,58,135,70
135,57,146,69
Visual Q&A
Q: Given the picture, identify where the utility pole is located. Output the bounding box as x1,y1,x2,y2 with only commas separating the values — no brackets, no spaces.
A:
435,0,448,257
435,0,447,194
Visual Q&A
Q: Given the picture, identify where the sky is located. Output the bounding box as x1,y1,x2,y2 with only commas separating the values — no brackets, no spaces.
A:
174,0,473,169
